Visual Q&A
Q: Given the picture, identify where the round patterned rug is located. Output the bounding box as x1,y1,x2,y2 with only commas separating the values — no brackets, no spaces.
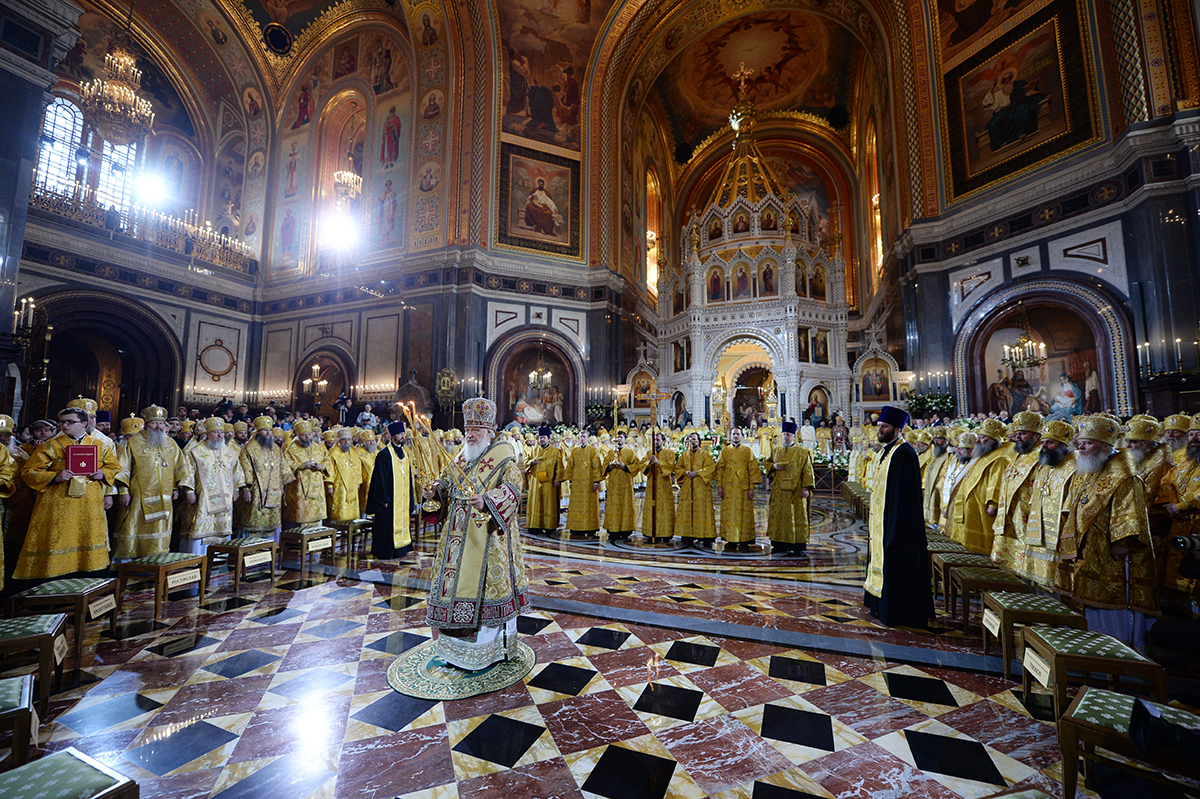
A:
387,640,537,700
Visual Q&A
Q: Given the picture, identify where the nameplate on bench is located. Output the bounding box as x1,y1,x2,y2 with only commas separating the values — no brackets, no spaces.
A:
88,593,117,620
982,608,1001,637
167,568,202,589
244,551,273,567
308,536,333,552
1023,648,1052,688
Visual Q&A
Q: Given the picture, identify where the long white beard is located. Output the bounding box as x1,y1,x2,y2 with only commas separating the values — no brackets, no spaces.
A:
147,430,170,448
1074,449,1112,475
1129,446,1150,468
207,438,225,451
462,437,491,462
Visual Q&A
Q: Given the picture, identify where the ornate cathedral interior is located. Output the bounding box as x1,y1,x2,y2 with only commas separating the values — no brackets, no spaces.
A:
0,0,1198,796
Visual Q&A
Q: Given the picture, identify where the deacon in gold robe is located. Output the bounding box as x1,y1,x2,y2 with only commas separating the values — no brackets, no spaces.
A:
326,428,367,523
944,418,1011,554
16,408,120,579
366,421,415,558
1056,416,1158,647
525,426,562,534
715,427,761,548
238,416,295,539
423,398,529,670
283,419,331,527
180,417,246,554
913,430,933,481
639,431,676,541
674,432,716,544
562,429,603,536
602,429,642,538
863,406,933,627
114,405,193,559
767,420,816,554
990,411,1042,572
1024,421,1076,588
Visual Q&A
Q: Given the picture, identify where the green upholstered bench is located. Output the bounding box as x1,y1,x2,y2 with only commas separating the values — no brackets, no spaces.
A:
1021,626,1167,720
280,525,336,567
330,518,372,554
7,578,119,673
0,675,35,767
981,590,1087,679
0,746,138,797
947,566,1032,632
0,614,66,715
116,553,208,620
1059,687,1200,799
205,536,277,592
931,551,998,600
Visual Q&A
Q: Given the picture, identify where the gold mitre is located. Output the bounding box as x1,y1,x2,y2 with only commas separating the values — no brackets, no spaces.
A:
233,421,249,433
1075,415,1120,446
1041,420,1075,445
253,415,274,431
140,405,168,422
462,397,496,428
976,418,1007,442
67,396,98,414
1010,410,1044,434
1125,415,1162,442
202,417,225,433
1163,413,1190,433
337,427,353,440
0,414,13,432
955,431,978,448
121,414,144,435
322,429,336,442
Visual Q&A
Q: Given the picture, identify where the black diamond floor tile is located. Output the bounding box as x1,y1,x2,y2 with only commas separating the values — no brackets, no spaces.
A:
517,615,553,635
351,691,438,733
275,579,329,591
905,729,1006,786
603,587,630,594
250,607,305,626
527,663,596,696
885,672,959,707
201,597,257,612
148,634,220,658
204,649,281,679
581,744,676,799
209,751,335,799
452,714,545,768
664,640,720,668
752,782,827,799
365,631,429,655
667,596,697,604
269,667,354,701
373,595,425,612
633,682,703,722
576,628,631,650
768,656,827,686
123,719,239,776
759,703,835,751
820,599,854,607
57,692,163,736
302,619,364,639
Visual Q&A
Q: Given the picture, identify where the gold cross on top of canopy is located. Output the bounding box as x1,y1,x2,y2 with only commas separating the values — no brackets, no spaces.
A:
731,62,755,94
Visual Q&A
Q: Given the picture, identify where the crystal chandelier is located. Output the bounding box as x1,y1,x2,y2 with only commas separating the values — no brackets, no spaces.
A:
334,153,362,201
1001,329,1046,371
80,2,154,146
529,340,552,392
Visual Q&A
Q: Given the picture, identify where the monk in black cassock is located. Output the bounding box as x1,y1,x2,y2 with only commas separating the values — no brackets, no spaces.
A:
863,405,933,627
366,420,415,559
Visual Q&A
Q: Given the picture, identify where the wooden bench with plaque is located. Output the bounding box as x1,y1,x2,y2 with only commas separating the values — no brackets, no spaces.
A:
115,553,208,620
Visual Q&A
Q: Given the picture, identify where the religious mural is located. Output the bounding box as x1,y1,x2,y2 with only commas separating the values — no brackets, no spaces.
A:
243,0,343,40
214,138,246,226
501,349,570,427
58,3,196,136
859,357,891,402
981,310,1100,419
652,11,858,152
497,143,580,258
806,387,830,424
937,0,1041,68
631,370,657,408
797,328,810,362
762,152,833,258
498,0,616,151
813,330,830,365
941,0,1098,201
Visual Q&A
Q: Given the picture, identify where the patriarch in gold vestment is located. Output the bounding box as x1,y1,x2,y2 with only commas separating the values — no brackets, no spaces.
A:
283,419,330,526
114,405,194,559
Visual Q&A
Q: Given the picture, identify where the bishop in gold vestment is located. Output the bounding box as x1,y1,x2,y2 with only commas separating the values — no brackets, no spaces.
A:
715,428,761,545
114,406,194,559
989,411,1043,572
525,426,562,533
326,429,367,523
238,417,295,536
356,432,380,516
181,418,246,553
16,410,121,579
1024,421,1076,588
944,419,1011,554
562,431,603,535
766,421,816,553
674,433,716,542
922,428,952,527
1150,415,1200,598
283,420,331,526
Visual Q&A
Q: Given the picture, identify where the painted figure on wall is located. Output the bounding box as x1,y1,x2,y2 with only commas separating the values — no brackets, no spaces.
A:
732,265,751,299
1047,372,1082,421
761,263,776,295
380,107,401,167
982,68,1047,153
420,14,438,46
813,330,829,364
284,143,300,197
507,48,530,115
291,86,311,129
280,209,296,254
797,329,810,362
378,179,397,243
762,209,778,230
708,269,723,302
334,43,358,79
559,66,580,125
709,218,722,240
372,41,395,94
525,178,558,236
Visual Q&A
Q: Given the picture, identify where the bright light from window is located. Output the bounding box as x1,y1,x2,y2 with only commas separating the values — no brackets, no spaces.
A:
135,172,167,205
322,209,359,249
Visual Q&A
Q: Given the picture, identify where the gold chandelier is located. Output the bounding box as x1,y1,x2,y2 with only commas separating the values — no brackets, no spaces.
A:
529,339,552,392
80,1,154,146
334,153,362,201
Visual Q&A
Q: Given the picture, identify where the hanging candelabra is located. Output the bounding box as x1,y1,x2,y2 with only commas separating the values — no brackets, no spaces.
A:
80,0,154,147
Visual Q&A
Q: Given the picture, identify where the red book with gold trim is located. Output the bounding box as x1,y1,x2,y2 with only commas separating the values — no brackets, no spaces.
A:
65,444,98,474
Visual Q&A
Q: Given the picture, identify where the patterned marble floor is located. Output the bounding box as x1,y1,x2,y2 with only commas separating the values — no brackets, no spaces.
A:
2,498,1196,798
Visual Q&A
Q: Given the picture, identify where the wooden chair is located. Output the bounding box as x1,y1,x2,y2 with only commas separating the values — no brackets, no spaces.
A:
279,526,336,567
0,614,67,715
947,566,1032,632
115,553,208,620
0,675,34,768
931,551,997,600
205,536,277,592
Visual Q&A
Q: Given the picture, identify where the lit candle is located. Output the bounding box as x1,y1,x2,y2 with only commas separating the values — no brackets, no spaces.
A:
1176,338,1183,370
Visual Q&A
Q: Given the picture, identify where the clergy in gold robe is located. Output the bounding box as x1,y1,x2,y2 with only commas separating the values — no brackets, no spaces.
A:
562,429,603,536
1155,414,1200,598
1024,421,1076,587
990,411,1042,571
238,416,295,537
326,428,367,523
114,406,193,560
944,418,1011,554
639,431,676,541
1056,416,1158,647
602,429,642,538
283,419,331,527
180,418,246,554
922,427,952,527
525,426,562,534
715,427,762,547
366,421,415,558
423,398,529,670
356,431,380,516
914,430,933,481
674,432,716,543
0,429,18,591
767,421,816,553
15,408,121,579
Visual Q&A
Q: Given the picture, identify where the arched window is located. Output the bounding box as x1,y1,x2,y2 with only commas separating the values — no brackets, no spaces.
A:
645,166,661,297
35,97,84,192
865,118,884,292
94,136,139,210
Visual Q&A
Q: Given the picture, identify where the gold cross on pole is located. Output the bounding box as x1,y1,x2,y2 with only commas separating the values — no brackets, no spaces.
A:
731,62,755,93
